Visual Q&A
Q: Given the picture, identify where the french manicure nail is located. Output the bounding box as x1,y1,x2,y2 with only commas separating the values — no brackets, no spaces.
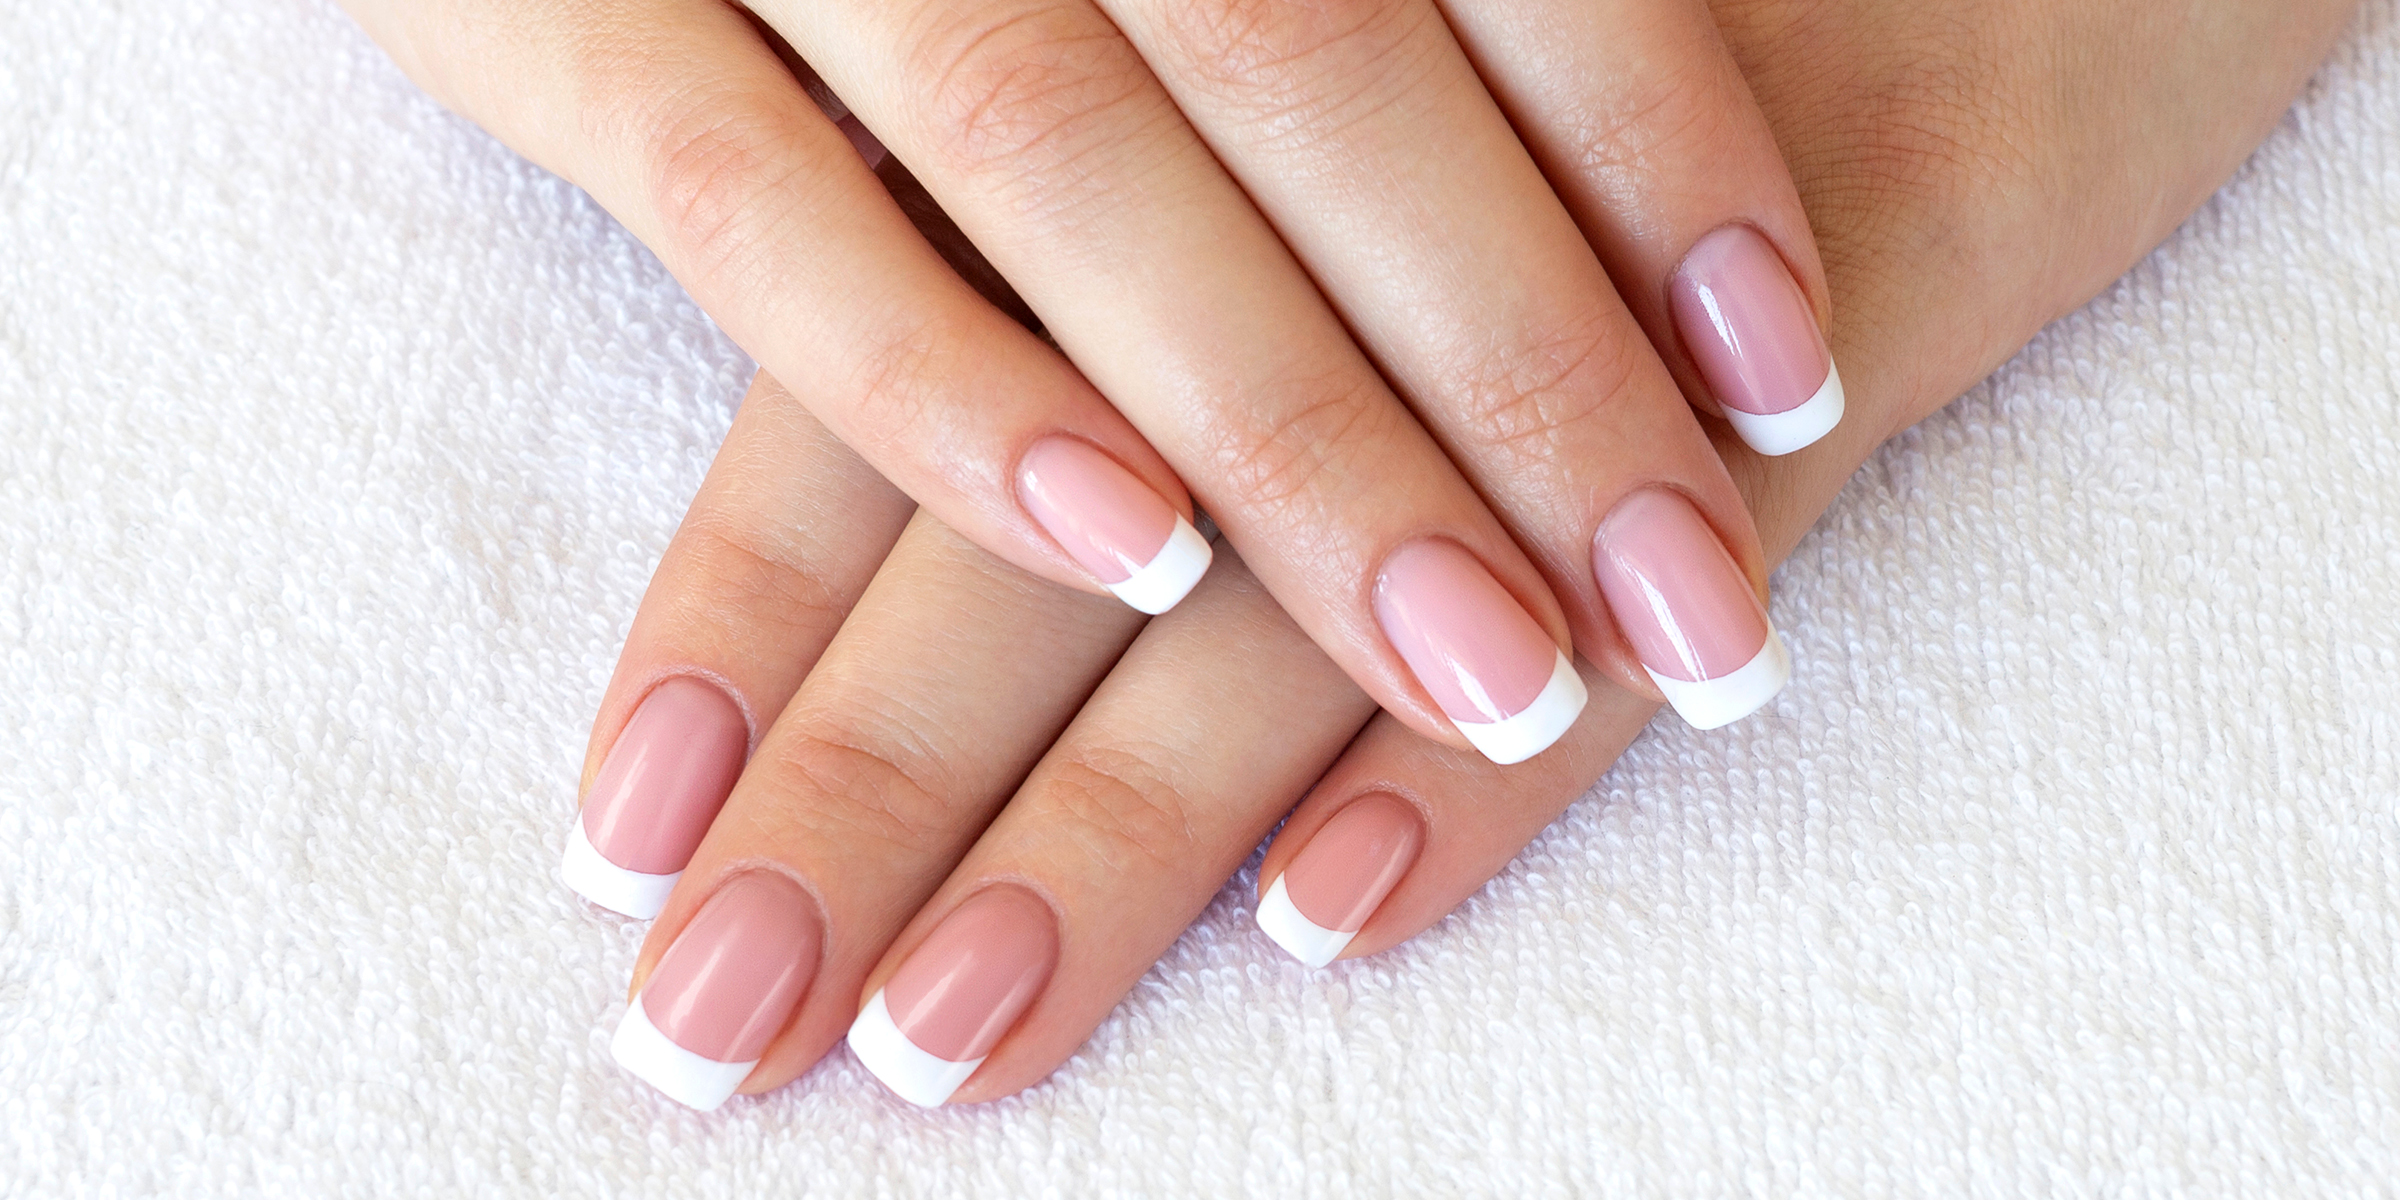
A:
1592,489,1789,730
561,677,748,919
1671,224,1845,456
847,886,1059,1107
1017,436,1212,615
610,872,822,1111
1373,539,1586,765
1255,794,1424,967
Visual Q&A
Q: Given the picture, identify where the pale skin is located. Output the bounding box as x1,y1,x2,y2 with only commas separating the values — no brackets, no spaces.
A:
544,0,2362,1102
343,0,1837,753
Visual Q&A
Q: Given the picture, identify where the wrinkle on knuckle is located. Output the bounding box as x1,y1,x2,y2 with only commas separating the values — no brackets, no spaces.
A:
632,91,820,298
1204,374,1391,516
1565,66,1736,183
1155,0,1429,133
835,308,968,456
1445,314,1644,457
764,729,949,856
910,5,1161,196
675,508,848,632
1033,749,1198,874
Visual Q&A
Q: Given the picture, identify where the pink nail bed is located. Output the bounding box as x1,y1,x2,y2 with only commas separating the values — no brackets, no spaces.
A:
609,872,822,1111
1255,794,1424,967
1592,489,1789,730
1373,539,1586,764
1671,224,1844,455
846,886,1059,1106
1017,436,1211,614
560,676,748,919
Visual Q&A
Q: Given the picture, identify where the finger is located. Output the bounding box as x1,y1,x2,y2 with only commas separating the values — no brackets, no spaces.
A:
373,0,1221,616
563,371,912,918
1098,0,1800,727
1253,349,1891,966
771,0,1588,762
843,546,1373,1106
603,511,1147,1111
1440,0,1844,453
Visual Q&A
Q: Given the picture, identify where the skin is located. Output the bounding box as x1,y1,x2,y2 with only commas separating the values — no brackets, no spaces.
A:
596,0,2363,1104
342,0,1826,752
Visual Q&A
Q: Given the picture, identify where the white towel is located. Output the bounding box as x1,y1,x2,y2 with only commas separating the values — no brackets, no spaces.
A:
3,0,2397,1194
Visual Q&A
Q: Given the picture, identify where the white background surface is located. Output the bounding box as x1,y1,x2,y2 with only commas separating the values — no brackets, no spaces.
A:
4,1,2397,1195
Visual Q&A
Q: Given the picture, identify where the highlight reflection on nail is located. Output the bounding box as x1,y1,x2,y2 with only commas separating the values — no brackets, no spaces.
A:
1372,539,1586,764
1672,224,1844,456
1018,437,1211,615
1592,489,1789,729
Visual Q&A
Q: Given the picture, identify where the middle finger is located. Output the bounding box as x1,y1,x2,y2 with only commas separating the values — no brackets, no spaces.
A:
771,0,1588,762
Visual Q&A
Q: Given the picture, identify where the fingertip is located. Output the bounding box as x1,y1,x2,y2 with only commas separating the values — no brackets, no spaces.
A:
1722,361,1846,457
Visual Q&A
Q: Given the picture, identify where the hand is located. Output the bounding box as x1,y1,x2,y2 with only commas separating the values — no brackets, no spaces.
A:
574,0,2359,1110
345,0,1850,769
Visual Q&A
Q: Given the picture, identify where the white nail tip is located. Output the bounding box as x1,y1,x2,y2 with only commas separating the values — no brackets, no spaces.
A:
1647,628,1792,731
1723,361,1844,457
560,815,680,920
1106,516,1213,615
1254,875,1355,968
609,995,759,1112
846,990,982,1108
1454,650,1588,765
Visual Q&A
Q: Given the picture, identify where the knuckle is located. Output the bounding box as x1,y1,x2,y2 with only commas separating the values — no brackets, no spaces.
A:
560,20,829,297
834,309,955,454
673,507,851,635
1156,0,1430,126
1564,64,1740,182
760,729,949,856
910,4,1161,187
635,99,814,295
1205,373,1396,516
1443,313,1646,455
1030,749,1198,874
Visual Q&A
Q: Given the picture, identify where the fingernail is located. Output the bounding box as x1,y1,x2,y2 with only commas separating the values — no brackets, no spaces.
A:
1671,224,1844,456
1256,794,1424,968
1017,436,1212,615
1373,539,1586,765
847,886,1059,1107
1592,489,1789,730
561,677,749,919
610,872,821,1111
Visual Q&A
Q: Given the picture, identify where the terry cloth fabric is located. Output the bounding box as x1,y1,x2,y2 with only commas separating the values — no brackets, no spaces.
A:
3,1,2398,1195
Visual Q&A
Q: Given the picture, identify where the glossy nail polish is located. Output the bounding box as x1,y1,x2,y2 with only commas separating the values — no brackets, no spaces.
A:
1255,794,1424,967
1017,437,1212,614
1592,489,1789,729
1373,539,1586,764
1671,224,1845,456
610,872,821,1111
561,677,748,919
847,886,1059,1107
